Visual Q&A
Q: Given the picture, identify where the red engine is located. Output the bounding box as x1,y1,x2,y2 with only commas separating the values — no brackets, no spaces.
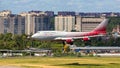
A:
65,39,73,44
82,37,90,41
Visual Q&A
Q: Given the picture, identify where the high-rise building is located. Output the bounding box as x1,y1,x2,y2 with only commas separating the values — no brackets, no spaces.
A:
24,13,34,35
58,11,75,16
79,12,120,17
45,11,54,17
79,12,101,17
20,12,52,35
34,15,51,33
0,14,25,34
55,15,75,32
76,16,105,32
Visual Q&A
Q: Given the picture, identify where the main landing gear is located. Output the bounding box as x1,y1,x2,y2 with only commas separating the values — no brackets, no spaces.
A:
62,41,73,53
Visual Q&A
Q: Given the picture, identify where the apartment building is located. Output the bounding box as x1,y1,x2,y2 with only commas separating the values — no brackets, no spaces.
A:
55,15,75,32
0,14,25,34
20,12,52,35
76,16,105,32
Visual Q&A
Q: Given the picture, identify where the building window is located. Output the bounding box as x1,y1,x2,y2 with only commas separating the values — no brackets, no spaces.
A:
4,19,9,27
4,28,7,33
14,18,18,34
21,18,25,25
14,28,18,34
14,18,18,25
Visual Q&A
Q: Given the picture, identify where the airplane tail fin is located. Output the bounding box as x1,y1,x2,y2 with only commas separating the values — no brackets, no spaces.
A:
91,19,109,34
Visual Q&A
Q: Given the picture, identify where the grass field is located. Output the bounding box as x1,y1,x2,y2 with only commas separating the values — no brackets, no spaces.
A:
0,57,120,68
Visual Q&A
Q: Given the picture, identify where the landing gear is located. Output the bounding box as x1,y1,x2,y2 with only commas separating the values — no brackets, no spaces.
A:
62,41,73,53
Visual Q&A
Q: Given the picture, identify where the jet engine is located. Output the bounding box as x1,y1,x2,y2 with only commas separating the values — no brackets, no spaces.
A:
65,39,73,44
82,37,90,41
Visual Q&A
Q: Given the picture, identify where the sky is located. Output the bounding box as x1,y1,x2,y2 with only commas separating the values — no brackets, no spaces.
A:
0,0,120,14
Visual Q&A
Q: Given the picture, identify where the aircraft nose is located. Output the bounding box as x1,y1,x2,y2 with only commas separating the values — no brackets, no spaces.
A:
31,34,36,38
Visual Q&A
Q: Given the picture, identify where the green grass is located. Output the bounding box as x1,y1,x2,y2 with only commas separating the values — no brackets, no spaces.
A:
0,57,120,68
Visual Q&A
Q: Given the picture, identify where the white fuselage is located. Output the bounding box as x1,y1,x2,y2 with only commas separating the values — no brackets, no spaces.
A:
31,31,90,40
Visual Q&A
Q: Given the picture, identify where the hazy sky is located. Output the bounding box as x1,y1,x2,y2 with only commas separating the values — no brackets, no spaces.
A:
0,0,120,14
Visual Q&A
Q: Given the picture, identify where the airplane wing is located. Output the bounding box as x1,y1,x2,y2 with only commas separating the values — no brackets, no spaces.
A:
54,34,105,40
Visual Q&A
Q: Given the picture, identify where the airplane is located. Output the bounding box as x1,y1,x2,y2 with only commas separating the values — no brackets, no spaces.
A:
31,19,109,44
